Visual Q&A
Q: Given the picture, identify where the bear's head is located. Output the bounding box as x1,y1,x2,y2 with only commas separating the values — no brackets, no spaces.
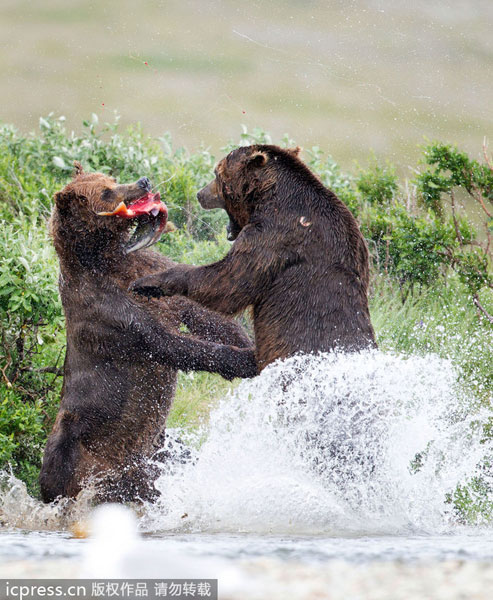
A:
197,145,301,240
52,163,170,257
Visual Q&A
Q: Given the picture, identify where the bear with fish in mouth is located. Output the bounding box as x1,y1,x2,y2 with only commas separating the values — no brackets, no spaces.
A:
39,163,256,504
131,145,377,370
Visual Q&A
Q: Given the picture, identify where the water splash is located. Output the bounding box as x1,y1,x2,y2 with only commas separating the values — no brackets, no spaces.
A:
0,350,491,535
0,471,97,531
145,350,492,535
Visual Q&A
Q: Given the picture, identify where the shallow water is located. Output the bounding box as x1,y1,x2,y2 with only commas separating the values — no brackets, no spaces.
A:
1,529,493,565
1,528,493,600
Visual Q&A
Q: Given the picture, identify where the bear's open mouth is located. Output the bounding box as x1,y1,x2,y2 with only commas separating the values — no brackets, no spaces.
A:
97,192,170,254
226,216,242,241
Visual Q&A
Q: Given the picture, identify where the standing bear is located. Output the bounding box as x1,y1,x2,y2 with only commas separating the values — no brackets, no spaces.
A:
40,164,256,504
131,145,376,370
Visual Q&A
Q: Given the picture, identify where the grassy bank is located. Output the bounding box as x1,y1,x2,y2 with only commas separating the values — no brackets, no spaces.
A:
2,0,493,171
0,114,491,512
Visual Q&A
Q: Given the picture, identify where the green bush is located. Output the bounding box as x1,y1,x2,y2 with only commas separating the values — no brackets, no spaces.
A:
416,142,493,218
0,217,63,495
0,113,227,239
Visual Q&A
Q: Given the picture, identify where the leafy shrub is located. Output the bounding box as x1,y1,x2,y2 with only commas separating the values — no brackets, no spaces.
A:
346,145,492,301
416,142,493,218
356,157,398,207
0,218,63,495
413,142,492,310
0,114,226,240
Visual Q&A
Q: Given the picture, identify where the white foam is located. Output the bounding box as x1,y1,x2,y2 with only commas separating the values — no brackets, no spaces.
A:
145,351,492,535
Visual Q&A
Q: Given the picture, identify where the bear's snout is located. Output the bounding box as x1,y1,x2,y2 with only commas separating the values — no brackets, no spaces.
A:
197,180,225,210
137,177,152,192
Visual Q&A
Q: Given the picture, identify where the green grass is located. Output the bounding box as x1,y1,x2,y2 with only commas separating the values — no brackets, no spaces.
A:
370,275,492,400
169,372,236,430
1,0,493,172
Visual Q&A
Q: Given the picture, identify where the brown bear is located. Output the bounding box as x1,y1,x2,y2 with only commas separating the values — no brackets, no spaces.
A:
130,145,377,370
39,164,256,504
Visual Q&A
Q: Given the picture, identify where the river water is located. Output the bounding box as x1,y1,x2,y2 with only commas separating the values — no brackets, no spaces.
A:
0,351,492,598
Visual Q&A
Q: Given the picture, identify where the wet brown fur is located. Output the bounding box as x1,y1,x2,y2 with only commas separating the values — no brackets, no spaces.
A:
131,145,376,370
39,166,256,504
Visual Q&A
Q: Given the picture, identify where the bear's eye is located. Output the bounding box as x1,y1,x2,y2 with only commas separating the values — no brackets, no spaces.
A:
101,188,114,202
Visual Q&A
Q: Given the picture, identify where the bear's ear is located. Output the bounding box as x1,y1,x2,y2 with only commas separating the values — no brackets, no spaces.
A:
287,146,302,157
54,191,66,207
54,189,78,209
73,161,84,177
54,190,64,206
247,150,269,169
